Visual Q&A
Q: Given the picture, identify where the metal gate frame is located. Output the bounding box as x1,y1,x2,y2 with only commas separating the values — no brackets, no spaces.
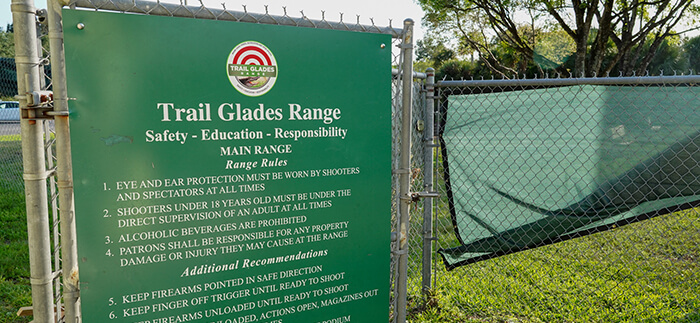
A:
11,0,425,322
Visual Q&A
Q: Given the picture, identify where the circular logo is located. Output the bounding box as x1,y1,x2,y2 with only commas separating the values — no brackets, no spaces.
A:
226,41,278,97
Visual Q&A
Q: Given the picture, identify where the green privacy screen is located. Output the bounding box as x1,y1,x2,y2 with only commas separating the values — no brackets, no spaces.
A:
438,85,700,269
64,9,391,322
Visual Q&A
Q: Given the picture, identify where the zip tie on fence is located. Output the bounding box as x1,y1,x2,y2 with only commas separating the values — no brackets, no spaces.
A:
23,168,56,181
10,2,36,14
392,249,408,255
48,29,65,41
30,276,54,286
57,180,74,189
392,168,411,174
14,55,41,66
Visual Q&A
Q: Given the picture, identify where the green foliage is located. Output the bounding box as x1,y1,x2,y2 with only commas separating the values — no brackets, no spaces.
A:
646,37,689,75
425,33,700,78
533,27,575,70
436,59,487,80
413,61,434,75
1,23,17,98
684,35,700,74
0,30,14,59
416,36,456,70
417,0,700,76
0,24,14,59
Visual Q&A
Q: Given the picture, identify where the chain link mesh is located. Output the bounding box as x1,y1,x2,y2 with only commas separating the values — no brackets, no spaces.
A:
0,113,22,193
8,1,413,321
0,54,22,193
418,78,700,322
390,59,428,318
1,58,18,99
390,36,403,320
407,78,427,302
67,0,402,37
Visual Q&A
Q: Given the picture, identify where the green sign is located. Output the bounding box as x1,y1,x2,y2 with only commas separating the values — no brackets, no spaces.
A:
64,9,391,323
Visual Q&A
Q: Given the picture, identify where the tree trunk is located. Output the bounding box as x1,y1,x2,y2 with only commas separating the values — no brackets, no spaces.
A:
574,37,587,77
589,0,615,76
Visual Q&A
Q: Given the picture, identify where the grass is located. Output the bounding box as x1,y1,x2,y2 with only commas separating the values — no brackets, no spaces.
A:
0,138,31,323
0,139,23,192
403,149,699,322
0,135,21,142
406,206,700,322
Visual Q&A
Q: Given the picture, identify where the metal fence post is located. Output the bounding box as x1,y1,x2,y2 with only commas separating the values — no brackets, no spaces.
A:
46,0,81,321
421,68,435,298
11,0,56,321
395,18,414,323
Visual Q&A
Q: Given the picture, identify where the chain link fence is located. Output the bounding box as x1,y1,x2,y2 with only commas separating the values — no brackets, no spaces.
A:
1,57,19,99
0,117,22,193
16,0,700,322
0,41,52,195
0,55,22,193
390,69,429,317
0,140,23,196
408,76,429,297
391,40,422,322
11,0,422,321
414,76,700,322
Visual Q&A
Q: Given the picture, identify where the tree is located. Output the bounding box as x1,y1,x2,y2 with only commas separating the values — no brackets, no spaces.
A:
0,25,14,58
645,36,688,75
416,36,456,69
418,0,700,77
684,35,700,73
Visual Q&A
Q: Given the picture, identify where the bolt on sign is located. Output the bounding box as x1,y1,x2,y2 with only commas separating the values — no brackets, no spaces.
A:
63,9,391,323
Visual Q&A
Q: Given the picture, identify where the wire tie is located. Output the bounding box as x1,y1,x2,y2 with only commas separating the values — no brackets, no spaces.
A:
23,169,54,181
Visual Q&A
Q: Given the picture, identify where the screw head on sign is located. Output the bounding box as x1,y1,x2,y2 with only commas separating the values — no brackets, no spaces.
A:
77,23,85,30
380,44,386,49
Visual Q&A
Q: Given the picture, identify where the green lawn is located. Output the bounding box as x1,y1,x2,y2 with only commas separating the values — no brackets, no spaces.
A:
0,139,31,323
0,187,31,323
407,207,699,322
405,144,699,322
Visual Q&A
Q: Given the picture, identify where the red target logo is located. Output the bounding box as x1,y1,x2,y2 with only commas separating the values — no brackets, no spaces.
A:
227,41,277,96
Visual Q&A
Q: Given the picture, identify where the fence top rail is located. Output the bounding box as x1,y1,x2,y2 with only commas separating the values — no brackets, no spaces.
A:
436,74,700,88
392,69,426,80
65,0,404,38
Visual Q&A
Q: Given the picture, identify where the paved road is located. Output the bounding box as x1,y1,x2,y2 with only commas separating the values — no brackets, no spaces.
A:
0,121,55,136
0,122,21,136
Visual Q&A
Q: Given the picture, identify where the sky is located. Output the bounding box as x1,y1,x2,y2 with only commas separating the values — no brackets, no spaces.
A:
2,0,425,39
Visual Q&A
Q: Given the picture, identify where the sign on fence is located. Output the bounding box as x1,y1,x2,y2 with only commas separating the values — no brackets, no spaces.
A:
64,10,391,322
